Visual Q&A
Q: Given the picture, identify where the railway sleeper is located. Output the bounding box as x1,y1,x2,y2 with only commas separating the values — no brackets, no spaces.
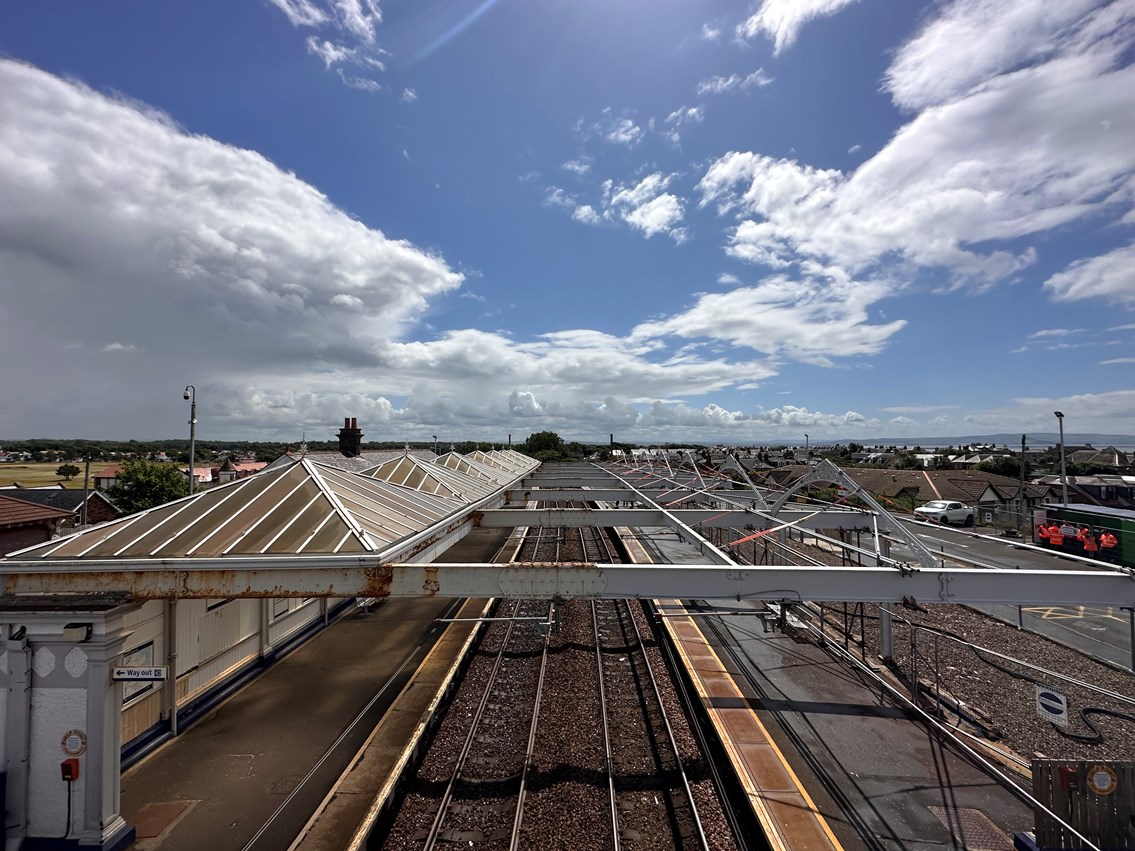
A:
436,827,513,843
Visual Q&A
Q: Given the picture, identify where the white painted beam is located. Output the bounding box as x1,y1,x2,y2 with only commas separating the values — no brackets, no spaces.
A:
1,560,1131,606
478,508,876,531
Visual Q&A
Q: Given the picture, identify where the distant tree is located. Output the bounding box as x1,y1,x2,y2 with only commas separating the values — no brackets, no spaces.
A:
522,431,567,460
56,464,81,481
106,460,189,514
976,456,1026,478
892,452,921,470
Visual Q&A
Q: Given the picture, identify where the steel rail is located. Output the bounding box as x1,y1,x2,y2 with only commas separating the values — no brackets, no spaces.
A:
420,599,524,851
623,599,711,851
509,602,553,851
592,600,623,851
647,600,752,850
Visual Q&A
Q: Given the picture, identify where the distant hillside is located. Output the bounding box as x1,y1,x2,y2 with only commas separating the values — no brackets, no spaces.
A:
846,433,1135,448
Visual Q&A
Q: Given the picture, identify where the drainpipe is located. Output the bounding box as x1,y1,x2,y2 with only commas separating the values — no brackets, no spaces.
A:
4,627,32,846
163,601,179,736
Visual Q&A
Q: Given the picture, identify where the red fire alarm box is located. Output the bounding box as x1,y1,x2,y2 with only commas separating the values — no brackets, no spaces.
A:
61,759,80,782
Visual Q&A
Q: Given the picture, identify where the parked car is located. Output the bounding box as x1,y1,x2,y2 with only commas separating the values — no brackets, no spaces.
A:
913,500,975,526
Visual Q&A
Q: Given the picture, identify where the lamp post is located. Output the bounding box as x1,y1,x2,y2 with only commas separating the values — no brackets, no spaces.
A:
804,433,809,454
1018,434,1026,536
433,435,438,455
1054,411,1068,505
184,385,197,495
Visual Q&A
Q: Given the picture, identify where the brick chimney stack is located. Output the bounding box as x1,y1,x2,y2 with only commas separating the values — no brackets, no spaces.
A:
337,417,363,458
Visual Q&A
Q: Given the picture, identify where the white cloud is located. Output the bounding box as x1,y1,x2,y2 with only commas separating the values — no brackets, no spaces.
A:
546,173,687,243
1044,243,1135,305
101,342,138,353
336,69,383,92
717,273,741,285
847,144,861,154
401,87,418,103
1100,358,1135,364
698,29,1135,293
332,0,382,43
543,186,576,210
736,0,860,54
702,24,722,42
606,117,643,146
631,269,905,367
695,69,773,96
1029,328,1083,339
268,0,387,90
665,106,704,126
305,37,355,68
881,405,959,414
562,158,592,176
884,0,1111,110
572,205,602,226
267,0,329,27
0,60,461,435
623,193,685,240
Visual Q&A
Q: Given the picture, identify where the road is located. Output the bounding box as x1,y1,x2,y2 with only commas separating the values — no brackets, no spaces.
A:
889,520,1135,670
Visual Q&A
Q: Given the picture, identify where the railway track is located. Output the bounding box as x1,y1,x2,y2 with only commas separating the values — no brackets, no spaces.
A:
374,516,728,851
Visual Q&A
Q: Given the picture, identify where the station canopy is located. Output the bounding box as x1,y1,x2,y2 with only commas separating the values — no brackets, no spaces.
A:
10,451,538,561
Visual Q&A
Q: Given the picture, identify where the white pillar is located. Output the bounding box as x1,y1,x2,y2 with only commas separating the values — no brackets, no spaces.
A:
15,608,135,849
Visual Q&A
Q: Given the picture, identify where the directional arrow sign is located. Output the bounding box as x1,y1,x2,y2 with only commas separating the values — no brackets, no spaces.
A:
1035,684,1068,727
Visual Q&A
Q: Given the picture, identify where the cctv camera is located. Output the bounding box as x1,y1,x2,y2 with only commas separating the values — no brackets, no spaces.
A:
183,390,190,400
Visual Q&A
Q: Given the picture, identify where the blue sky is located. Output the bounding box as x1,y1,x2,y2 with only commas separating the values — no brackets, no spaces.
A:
1,0,1133,444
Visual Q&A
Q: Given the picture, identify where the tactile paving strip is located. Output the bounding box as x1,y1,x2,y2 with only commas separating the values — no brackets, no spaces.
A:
927,805,1014,851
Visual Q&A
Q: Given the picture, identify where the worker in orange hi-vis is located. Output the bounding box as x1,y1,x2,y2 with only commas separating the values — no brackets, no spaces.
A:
1076,525,1090,543
1037,522,1051,545
1083,533,1100,557
1099,530,1118,550
1048,524,1065,547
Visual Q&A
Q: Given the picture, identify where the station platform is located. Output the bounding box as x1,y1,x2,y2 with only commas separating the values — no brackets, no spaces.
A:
120,526,510,850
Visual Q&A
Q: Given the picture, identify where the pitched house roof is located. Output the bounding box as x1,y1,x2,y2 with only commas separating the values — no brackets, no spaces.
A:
2,488,115,514
0,495,74,528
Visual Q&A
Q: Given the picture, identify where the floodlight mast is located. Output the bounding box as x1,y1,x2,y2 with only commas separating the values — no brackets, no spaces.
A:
184,386,197,495
1054,411,1068,505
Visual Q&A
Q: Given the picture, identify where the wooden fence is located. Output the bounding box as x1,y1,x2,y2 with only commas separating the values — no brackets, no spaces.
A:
1032,759,1134,849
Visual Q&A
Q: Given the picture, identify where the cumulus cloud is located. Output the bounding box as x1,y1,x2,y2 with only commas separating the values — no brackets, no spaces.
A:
401,87,418,103
736,0,861,54
631,268,905,367
545,173,688,243
0,59,461,435
575,109,645,147
606,117,643,146
698,35,1135,289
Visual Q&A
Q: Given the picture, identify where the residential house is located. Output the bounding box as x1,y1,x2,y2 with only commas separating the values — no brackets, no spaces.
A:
4,487,119,527
0,494,74,554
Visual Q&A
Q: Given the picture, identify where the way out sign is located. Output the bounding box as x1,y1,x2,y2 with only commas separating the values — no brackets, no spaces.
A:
1035,685,1069,727
112,666,167,682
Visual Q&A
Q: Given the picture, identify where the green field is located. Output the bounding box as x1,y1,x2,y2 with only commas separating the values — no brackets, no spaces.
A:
0,463,92,490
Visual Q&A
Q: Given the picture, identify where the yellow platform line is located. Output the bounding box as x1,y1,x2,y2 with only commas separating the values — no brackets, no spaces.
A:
659,600,844,851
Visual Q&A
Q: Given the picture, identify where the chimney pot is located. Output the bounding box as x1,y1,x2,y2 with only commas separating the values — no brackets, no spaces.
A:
337,416,364,457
